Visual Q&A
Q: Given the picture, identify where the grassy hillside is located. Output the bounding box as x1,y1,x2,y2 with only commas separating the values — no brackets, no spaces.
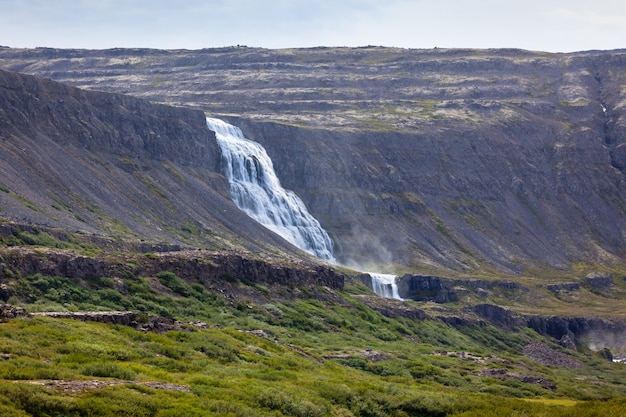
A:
2,316,625,417
1,229,626,416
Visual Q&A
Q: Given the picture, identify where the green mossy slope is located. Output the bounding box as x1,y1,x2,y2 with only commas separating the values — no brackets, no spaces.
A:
2,255,626,416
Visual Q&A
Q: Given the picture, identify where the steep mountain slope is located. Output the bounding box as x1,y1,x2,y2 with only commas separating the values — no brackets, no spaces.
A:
1,63,624,318
0,68,310,259
1,46,625,273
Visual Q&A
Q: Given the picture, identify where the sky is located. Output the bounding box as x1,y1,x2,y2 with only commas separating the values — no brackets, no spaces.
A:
1,0,625,53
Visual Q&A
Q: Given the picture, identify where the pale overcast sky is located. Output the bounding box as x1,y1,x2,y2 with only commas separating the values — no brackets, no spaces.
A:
1,0,625,53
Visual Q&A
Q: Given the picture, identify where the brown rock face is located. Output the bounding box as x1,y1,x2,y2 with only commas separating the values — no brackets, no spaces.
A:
0,247,344,291
145,251,344,289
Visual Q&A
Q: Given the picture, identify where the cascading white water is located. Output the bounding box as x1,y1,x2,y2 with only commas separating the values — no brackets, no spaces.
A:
206,117,403,298
206,117,335,263
369,273,402,300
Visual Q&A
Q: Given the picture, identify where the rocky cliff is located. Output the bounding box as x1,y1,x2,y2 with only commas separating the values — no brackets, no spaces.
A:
0,68,310,259
230,117,624,271
0,47,625,273
0,245,343,302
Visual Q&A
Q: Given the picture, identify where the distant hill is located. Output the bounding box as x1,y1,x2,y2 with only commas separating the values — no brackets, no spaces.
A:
1,46,625,273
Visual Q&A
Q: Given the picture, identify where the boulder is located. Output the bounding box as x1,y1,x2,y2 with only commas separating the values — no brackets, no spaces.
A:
584,272,613,289
546,282,581,294
0,304,31,321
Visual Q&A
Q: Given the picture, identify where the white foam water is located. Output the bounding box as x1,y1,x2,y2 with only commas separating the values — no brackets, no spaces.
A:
207,117,335,263
368,272,402,300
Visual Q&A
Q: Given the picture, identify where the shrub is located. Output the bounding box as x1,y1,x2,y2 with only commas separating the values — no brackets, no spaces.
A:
258,389,327,417
339,356,368,371
97,288,126,306
0,403,30,417
156,271,190,296
81,362,136,380
0,360,64,380
0,383,77,417
409,363,443,380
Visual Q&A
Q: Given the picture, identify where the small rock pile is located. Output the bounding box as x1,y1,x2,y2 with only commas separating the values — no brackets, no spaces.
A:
0,306,208,333
523,342,582,369
0,304,31,321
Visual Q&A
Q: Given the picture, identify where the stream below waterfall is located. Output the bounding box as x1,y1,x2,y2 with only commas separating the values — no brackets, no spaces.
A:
368,273,402,300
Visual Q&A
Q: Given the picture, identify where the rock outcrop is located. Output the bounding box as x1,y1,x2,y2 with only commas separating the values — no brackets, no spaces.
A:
0,304,30,321
584,272,614,290
468,304,626,354
0,247,344,292
470,303,528,330
546,282,581,294
525,315,626,343
31,310,183,332
395,274,523,302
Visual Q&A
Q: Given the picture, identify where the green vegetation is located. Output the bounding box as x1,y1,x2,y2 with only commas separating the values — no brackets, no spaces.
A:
150,79,169,87
0,228,98,255
133,172,170,202
1,228,626,415
161,161,186,184
9,194,40,213
559,98,590,107
415,99,443,119
1,273,626,415
1,297,625,416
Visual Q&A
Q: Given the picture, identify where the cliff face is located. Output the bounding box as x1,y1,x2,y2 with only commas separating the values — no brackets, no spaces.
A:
1,47,625,272
0,246,343,297
228,114,624,271
0,69,306,258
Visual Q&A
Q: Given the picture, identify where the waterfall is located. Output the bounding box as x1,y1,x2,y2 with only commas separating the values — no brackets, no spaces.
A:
206,117,335,263
369,273,402,300
206,117,403,300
